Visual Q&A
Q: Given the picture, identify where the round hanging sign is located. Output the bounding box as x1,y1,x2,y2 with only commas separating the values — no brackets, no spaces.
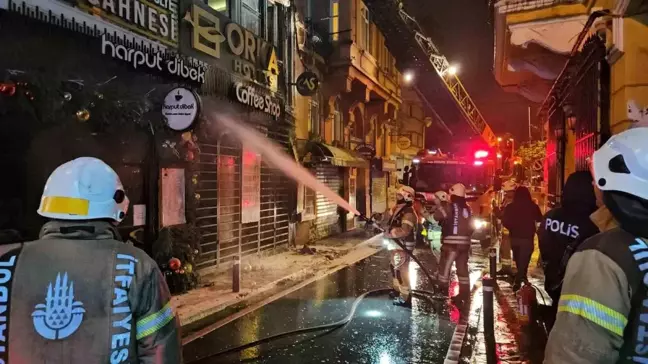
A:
296,71,320,96
162,87,201,131
397,136,412,150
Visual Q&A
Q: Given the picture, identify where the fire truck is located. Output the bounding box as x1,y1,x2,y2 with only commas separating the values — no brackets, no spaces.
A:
410,148,495,247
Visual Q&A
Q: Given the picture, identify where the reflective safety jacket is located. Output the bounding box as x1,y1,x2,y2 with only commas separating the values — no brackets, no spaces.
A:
0,220,182,363
388,204,417,251
437,202,473,245
545,228,648,364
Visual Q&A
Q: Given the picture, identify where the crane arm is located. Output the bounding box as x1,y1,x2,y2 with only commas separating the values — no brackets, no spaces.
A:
397,7,497,146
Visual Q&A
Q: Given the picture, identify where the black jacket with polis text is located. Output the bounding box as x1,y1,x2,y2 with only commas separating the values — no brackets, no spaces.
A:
538,171,599,292
0,220,182,363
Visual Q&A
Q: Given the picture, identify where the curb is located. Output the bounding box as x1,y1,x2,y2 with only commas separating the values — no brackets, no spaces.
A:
181,234,384,345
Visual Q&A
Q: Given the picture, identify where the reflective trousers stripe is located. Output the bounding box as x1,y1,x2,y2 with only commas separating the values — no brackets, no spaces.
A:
558,294,627,336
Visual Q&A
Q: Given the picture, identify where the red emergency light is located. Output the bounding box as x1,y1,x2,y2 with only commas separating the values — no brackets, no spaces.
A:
474,150,489,159
473,160,484,166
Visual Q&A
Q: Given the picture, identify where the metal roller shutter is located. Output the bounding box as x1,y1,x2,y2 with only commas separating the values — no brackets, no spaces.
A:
314,165,343,240
195,126,292,271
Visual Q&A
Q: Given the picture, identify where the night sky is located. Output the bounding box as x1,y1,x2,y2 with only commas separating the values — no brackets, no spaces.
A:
403,0,537,143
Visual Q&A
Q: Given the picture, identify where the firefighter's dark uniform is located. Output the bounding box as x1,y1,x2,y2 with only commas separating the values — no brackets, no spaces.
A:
0,220,182,363
385,204,418,302
436,201,474,297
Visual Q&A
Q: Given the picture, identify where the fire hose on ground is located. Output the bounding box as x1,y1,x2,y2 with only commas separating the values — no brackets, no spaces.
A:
185,214,443,363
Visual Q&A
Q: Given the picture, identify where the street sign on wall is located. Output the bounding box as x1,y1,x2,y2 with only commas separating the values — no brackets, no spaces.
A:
355,144,376,160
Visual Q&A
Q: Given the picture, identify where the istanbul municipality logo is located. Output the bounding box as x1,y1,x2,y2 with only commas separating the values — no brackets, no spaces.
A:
32,272,85,340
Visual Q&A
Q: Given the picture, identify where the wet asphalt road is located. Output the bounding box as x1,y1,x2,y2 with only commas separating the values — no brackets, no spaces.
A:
183,248,481,364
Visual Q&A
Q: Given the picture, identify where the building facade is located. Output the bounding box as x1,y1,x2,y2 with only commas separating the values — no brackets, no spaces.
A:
292,0,403,244
0,0,296,279
492,0,647,201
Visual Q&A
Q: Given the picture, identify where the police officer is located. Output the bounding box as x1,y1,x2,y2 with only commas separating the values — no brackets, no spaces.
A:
545,127,648,363
435,183,474,304
0,157,182,362
383,185,418,307
538,171,599,330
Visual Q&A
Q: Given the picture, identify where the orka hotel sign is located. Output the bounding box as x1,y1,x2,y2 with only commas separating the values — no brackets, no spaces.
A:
182,3,280,92
77,0,179,47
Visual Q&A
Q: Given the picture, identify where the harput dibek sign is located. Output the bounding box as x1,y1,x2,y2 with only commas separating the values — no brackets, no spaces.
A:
182,2,280,92
101,34,206,83
78,0,179,47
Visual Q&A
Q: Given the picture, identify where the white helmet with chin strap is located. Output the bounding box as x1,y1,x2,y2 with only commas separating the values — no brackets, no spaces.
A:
38,157,130,223
397,185,416,202
449,183,466,198
434,190,450,203
592,127,648,201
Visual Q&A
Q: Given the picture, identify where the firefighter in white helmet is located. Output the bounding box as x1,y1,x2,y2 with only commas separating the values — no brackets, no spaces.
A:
435,183,475,305
382,185,419,307
0,157,182,362
546,126,648,363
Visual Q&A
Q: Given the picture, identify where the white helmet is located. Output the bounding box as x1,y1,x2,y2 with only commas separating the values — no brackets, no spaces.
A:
502,179,517,192
592,127,648,201
38,157,130,223
397,185,416,202
449,183,466,198
434,190,449,203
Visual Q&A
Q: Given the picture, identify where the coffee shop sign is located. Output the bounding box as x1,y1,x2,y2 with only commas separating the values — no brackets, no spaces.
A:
183,3,280,91
233,82,281,118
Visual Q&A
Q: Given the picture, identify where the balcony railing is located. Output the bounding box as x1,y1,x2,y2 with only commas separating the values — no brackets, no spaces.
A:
495,0,583,14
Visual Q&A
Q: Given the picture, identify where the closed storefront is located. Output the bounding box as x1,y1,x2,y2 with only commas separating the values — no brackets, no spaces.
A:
313,165,344,240
371,170,387,214
194,122,292,270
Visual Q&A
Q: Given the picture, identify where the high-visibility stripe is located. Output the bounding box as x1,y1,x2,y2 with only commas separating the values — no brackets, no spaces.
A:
136,302,175,340
402,220,415,227
558,294,627,336
40,196,90,216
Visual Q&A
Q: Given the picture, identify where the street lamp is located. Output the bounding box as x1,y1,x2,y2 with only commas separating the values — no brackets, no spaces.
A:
403,71,414,84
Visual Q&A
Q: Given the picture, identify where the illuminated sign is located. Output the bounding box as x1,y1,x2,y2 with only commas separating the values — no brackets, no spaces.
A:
182,3,280,91
231,82,282,118
78,0,179,46
101,34,205,83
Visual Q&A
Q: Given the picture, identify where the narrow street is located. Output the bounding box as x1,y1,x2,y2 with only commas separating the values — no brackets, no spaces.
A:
183,247,486,364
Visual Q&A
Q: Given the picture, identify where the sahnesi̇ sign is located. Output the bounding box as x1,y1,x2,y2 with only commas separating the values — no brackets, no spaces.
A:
80,0,179,47
162,88,200,131
101,34,205,83
232,82,281,118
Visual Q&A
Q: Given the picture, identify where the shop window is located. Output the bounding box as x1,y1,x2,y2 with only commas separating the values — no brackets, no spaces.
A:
303,186,316,220
330,1,339,41
242,0,261,34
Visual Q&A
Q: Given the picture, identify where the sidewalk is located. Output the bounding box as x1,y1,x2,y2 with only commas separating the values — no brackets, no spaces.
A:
469,242,551,363
173,229,382,336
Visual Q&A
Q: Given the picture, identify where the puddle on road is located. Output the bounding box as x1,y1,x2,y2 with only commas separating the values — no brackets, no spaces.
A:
183,250,470,364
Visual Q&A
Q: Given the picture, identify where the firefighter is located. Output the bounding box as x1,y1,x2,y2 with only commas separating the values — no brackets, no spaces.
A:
0,157,182,362
435,183,474,304
382,185,419,307
545,127,648,363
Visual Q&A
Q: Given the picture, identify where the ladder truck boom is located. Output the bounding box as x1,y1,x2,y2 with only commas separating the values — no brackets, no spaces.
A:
366,0,497,147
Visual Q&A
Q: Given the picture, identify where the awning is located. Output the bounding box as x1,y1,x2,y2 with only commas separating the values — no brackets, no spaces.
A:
303,142,369,169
